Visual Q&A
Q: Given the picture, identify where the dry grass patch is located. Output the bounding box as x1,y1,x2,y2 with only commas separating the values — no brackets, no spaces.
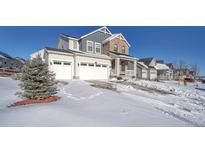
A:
88,80,117,91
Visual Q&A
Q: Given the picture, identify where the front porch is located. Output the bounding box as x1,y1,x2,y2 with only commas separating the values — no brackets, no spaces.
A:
110,55,137,78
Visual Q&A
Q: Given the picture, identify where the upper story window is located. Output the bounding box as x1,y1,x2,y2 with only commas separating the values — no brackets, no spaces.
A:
70,40,78,50
87,41,93,52
73,40,78,50
122,46,126,53
95,42,101,54
113,44,118,52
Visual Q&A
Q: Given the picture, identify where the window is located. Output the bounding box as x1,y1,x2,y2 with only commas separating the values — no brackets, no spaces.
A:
88,63,94,67
80,63,87,66
96,64,101,67
95,42,101,54
64,62,71,65
122,46,125,53
113,44,118,52
87,41,93,52
53,61,62,65
71,40,78,50
102,65,107,68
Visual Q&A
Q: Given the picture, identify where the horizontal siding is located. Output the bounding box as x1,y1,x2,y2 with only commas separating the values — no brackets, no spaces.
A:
80,31,111,53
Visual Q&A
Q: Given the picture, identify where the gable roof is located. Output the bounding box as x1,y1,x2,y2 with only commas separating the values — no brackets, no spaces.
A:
154,63,169,70
166,63,174,69
80,26,112,39
139,57,155,66
138,62,148,69
102,33,131,47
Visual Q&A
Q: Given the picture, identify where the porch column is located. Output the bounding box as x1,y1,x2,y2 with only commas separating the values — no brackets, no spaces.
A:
115,58,120,76
133,59,137,78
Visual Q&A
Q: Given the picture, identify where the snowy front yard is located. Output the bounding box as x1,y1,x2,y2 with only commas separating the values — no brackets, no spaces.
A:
0,77,204,126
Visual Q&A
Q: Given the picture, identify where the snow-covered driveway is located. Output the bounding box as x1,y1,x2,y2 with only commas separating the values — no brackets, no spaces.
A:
0,77,196,126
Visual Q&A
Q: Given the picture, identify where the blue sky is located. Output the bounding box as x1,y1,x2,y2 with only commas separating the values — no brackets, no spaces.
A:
0,26,204,75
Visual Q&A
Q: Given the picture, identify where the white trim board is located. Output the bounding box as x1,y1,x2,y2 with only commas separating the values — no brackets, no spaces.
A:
80,26,112,39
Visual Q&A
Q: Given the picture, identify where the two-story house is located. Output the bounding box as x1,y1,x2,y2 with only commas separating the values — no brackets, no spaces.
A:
31,27,137,80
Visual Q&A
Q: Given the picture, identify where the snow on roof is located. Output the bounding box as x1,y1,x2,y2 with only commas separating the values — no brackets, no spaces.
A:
45,47,111,60
0,51,12,59
138,62,148,69
154,63,169,70
60,34,78,40
0,55,7,59
102,33,131,47
82,52,111,59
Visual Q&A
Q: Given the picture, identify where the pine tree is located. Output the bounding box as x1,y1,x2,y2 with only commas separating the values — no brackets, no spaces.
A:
17,54,57,99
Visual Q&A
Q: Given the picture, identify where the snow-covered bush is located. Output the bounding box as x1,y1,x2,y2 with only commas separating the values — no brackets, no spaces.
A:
16,54,57,99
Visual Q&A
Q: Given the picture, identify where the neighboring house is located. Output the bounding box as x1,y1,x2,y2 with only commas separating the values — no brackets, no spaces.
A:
154,63,170,80
31,27,137,80
137,62,148,79
148,66,158,80
138,58,157,80
140,57,157,67
174,68,195,80
155,60,173,80
166,63,174,80
139,58,174,80
0,51,25,72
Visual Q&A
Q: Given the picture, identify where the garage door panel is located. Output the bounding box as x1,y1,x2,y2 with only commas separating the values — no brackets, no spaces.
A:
52,60,72,80
79,63,108,80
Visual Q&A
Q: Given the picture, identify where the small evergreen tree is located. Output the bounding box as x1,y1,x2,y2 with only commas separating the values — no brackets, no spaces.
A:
17,54,57,99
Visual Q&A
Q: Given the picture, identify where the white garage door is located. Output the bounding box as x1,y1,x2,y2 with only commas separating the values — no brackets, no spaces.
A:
52,60,72,80
79,63,108,80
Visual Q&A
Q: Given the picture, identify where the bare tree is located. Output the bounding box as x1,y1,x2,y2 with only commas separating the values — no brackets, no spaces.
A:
174,59,188,69
172,60,178,69
191,64,200,77
178,59,188,69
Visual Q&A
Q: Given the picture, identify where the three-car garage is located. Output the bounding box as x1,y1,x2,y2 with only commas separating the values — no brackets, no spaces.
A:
47,49,111,80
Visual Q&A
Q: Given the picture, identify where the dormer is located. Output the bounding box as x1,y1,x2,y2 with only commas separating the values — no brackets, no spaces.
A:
57,34,79,51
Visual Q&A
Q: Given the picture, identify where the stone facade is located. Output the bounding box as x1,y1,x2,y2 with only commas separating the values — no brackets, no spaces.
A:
103,37,129,55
